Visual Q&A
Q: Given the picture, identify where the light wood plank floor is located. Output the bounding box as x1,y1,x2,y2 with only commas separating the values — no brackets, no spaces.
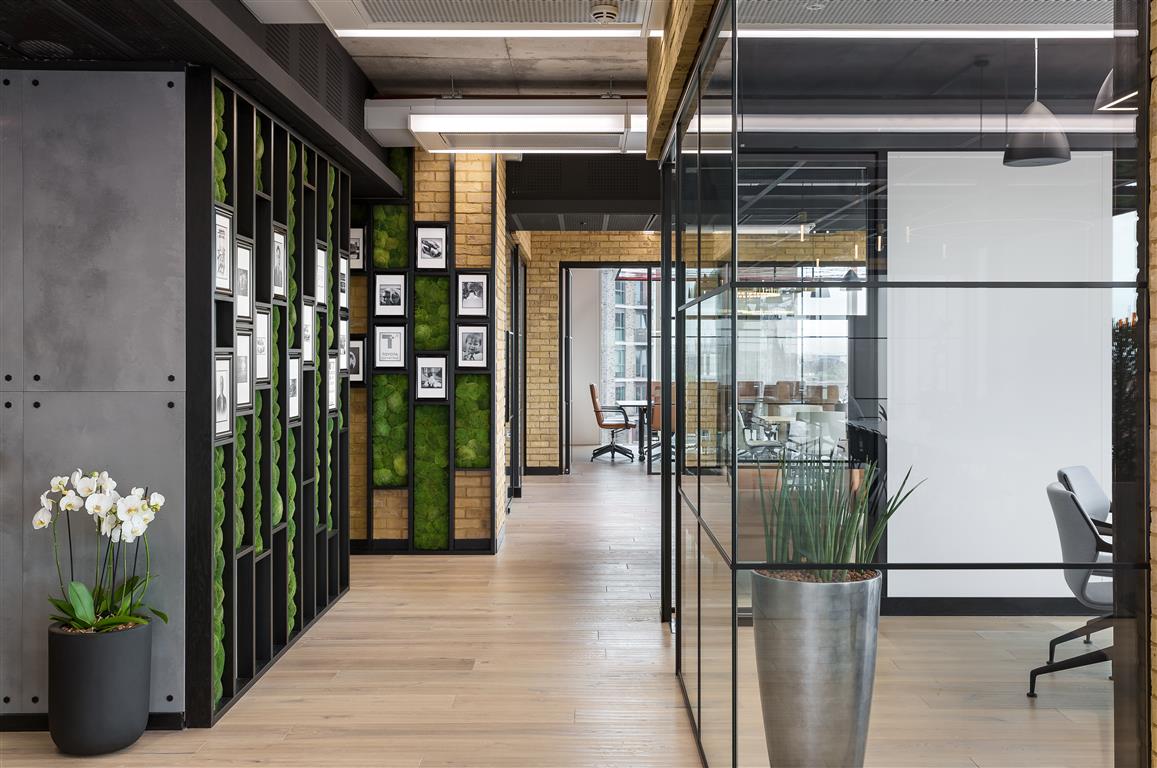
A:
0,451,701,767
1,449,1117,767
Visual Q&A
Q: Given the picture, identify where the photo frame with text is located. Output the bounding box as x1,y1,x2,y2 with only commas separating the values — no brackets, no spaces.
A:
374,325,406,369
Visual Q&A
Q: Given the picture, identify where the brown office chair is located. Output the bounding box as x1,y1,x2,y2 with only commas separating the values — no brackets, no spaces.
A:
589,384,635,462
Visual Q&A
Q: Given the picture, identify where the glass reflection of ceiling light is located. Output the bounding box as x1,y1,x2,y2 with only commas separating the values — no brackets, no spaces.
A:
410,114,625,133
335,27,643,38
734,114,1130,133
736,224,816,235
732,27,1128,39
1096,89,1140,112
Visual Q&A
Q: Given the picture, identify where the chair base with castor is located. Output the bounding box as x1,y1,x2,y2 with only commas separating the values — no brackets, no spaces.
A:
1027,643,1112,698
591,438,634,462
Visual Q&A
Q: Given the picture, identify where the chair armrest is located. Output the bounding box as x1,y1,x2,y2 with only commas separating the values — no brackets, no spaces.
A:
1094,519,1113,536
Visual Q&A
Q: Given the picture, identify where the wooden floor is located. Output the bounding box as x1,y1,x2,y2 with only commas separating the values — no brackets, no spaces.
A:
0,451,700,767
0,449,1116,767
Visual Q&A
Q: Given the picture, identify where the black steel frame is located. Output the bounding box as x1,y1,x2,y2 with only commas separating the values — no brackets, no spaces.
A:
186,69,351,728
661,1,1152,765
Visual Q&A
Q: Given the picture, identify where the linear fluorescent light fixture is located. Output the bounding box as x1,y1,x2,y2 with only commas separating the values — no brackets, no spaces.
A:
733,26,1131,39
427,148,637,154
335,26,642,38
410,113,625,134
1096,90,1139,111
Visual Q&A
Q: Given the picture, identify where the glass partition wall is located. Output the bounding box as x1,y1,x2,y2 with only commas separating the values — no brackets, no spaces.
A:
666,2,1149,766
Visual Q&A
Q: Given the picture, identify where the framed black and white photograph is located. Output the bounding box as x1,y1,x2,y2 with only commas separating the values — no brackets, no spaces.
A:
339,255,349,310
457,325,487,368
236,240,253,321
374,273,406,317
338,318,349,373
214,208,232,295
301,301,315,364
349,339,365,383
315,246,328,305
375,325,405,369
255,308,271,384
272,228,287,299
327,353,339,413
416,355,447,400
235,330,253,411
287,353,301,421
214,353,232,438
349,227,364,270
457,273,488,317
416,225,447,271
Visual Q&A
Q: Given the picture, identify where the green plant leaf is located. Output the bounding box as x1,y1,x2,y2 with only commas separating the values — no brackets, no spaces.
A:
149,607,169,624
67,581,95,626
93,614,147,631
48,597,76,619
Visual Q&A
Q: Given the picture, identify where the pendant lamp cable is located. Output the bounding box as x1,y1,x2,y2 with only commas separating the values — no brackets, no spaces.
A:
1033,38,1039,102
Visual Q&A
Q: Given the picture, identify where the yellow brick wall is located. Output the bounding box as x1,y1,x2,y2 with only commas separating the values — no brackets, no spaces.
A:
414,150,450,220
521,231,662,468
454,154,494,269
493,158,509,537
372,489,408,540
349,388,369,539
455,471,491,539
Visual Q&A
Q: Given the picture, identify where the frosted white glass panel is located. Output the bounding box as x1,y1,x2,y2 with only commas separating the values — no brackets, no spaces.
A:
886,287,1112,597
887,151,1115,283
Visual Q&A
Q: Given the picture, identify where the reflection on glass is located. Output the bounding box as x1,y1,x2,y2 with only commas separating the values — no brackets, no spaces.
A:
681,515,700,725
698,290,732,548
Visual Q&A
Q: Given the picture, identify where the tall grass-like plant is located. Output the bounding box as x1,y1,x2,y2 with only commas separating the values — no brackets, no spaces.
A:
753,457,920,582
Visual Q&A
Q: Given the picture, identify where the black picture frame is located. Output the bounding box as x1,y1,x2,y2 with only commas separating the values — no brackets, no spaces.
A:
301,298,316,366
255,307,271,384
415,222,449,272
456,272,488,317
271,225,288,300
235,235,255,323
349,338,366,384
338,317,349,373
349,227,365,271
287,351,302,423
214,206,233,296
456,324,487,369
415,354,448,400
235,329,253,413
213,350,233,438
374,273,406,317
374,324,406,370
315,244,328,307
327,352,339,413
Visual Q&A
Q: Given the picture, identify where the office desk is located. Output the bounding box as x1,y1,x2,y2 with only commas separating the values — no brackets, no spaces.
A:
616,400,650,461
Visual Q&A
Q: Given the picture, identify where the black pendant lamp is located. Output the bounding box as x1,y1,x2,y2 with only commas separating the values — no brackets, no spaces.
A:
1003,39,1070,167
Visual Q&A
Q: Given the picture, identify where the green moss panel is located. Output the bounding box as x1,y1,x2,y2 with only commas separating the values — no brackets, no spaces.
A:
212,446,226,707
234,417,247,550
413,405,450,550
326,416,335,531
212,85,228,204
414,276,450,351
371,374,408,487
455,374,491,469
327,167,336,346
386,147,409,190
286,427,298,630
253,394,264,553
255,114,265,194
271,309,283,526
315,366,323,527
371,205,408,269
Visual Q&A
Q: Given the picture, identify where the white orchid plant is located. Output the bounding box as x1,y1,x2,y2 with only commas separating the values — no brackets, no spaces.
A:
33,470,168,633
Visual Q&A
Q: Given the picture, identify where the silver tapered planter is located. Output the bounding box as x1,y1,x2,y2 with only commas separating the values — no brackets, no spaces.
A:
751,570,882,768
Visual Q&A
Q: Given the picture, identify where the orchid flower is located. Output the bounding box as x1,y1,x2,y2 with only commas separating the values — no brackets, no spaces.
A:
50,476,69,494
58,492,82,512
32,508,52,529
74,475,99,498
84,492,112,518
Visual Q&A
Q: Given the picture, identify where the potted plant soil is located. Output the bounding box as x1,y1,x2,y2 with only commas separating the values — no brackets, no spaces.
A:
751,457,919,768
32,470,168,755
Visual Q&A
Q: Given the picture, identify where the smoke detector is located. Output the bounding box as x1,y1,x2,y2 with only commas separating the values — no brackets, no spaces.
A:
590,1,620,23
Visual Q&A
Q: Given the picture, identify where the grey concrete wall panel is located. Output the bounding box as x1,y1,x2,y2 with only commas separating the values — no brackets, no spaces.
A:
0,72,23,392
20,392,187,713
20,70,186,393
1,70,188,717
0,393,24,713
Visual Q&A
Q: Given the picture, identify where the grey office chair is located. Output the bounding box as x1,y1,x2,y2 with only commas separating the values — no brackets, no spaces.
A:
1027,483,1114,697
1057,465,1112,536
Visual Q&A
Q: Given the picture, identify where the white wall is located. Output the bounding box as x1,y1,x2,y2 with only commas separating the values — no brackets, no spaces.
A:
885,151,1113,598
569,268,603,445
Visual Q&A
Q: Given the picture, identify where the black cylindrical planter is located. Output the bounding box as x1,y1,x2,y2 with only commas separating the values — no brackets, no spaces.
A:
48,622,152,755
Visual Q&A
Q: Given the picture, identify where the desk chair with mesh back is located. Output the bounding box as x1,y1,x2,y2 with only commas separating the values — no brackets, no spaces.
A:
1058,465,1113,536
589,384,635,462
1027,483,1114,697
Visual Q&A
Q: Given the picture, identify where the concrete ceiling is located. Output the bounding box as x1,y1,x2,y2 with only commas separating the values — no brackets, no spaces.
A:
341,36,647,97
